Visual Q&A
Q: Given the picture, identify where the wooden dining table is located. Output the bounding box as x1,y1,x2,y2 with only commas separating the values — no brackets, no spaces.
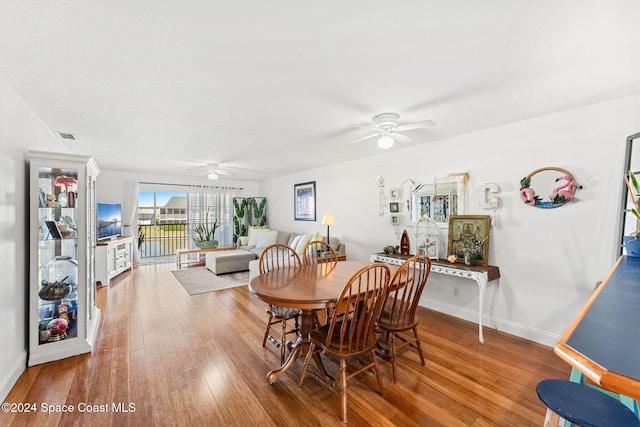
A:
249,260,395,384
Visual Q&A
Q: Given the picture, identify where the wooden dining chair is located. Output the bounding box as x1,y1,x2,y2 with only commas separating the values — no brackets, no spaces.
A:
376,254,432,383
302,240,337,265
259,244,302,364
298,263,391,423
302,240,338,326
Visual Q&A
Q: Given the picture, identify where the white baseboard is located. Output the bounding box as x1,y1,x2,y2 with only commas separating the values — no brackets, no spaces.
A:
421,300,561,347
0,352,26,403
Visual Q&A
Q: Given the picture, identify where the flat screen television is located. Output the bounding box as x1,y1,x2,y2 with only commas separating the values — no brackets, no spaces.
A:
97,202,122,241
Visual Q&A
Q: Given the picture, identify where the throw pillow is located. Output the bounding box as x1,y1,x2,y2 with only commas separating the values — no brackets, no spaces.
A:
306,231,324,253
256,230,278,248
294,234,311,256
248,227,270,246
289,234,302,250
311,231,323,244
248,225,269,239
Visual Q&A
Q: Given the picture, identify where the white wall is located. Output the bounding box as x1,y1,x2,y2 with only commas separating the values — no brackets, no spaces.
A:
0,76,71,401
259,94,640,346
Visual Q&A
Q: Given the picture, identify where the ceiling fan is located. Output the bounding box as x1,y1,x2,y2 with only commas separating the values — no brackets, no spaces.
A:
204,163,231,180
350,113,436,149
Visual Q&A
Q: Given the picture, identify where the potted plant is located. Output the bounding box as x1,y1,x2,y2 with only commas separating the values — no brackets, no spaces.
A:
193,210,220,249
624,170,640,257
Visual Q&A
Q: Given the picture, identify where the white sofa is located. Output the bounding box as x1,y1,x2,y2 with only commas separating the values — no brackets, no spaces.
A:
243,228,345,281
204,228,345,278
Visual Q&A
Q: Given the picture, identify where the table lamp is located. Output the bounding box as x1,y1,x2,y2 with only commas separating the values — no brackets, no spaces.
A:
322,214,334,245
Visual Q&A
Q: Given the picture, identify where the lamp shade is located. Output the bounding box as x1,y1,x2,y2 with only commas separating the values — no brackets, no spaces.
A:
377,135,394,149
322,214,334,226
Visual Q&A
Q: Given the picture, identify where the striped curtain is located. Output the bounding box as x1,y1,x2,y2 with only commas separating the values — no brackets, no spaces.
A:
188,186,239,248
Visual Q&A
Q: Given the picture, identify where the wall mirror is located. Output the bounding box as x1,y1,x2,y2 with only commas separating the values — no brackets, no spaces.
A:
619,132,640,255
410,173,469,225
519,167,581,208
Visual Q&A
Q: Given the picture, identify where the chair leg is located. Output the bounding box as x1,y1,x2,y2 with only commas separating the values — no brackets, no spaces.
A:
412,326,425,366
340,358,348,423
262,312,274,347
371,349,384,394
389,333,397,384
280,318,287,364
298,343,315,386
543,408,563,426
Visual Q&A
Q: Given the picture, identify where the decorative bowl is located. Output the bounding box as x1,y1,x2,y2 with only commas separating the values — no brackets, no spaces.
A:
194,240,218,249
39,281,71,301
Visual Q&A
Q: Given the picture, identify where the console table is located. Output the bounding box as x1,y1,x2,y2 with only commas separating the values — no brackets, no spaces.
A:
371,253,501,343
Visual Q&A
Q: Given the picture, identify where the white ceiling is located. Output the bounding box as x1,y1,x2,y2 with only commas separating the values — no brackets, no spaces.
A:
2,1,640,181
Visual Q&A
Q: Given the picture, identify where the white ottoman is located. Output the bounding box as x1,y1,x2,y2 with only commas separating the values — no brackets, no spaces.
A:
205,250,257,275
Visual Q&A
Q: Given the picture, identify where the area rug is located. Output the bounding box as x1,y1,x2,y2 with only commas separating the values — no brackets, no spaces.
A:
171,267,249,295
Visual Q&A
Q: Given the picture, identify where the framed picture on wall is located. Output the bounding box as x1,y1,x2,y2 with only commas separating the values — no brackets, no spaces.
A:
389,202,399,213
390,215,399,225
447,215,491,264
294,181,316,221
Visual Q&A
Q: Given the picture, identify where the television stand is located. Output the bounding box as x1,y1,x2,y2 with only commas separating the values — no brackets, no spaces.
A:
96,236,134,286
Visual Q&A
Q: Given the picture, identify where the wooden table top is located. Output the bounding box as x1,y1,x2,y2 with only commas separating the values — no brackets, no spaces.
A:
555,255,640,400
249,260,393,310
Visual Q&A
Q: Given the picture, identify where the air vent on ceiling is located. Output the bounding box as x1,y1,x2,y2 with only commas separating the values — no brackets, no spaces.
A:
54,131,77,141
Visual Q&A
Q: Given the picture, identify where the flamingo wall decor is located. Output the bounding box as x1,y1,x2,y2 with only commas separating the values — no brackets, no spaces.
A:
519,167,582,208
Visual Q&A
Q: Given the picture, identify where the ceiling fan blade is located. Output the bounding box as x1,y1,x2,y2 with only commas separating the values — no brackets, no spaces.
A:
396,119,436,132
348,123,378,131
348,133,379,144
216,169,231,176
392,132,412,144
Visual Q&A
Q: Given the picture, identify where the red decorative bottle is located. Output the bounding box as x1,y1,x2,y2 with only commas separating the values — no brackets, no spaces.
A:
400,230,410,255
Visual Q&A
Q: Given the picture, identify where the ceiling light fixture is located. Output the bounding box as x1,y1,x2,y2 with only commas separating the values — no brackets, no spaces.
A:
377,135,394,149
207,172,219,180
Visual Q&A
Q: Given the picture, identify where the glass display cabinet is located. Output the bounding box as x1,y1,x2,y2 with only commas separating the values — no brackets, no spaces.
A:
28,151,101,366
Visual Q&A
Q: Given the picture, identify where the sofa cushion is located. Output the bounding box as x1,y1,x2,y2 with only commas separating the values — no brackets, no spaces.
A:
248,227,270,246
256,230,278,248
276,231,292,246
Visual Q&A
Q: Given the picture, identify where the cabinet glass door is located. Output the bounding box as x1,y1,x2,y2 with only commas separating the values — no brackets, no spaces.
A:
36,166,80,345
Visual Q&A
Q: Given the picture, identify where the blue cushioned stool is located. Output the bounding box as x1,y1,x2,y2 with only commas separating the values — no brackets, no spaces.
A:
536,379,640,427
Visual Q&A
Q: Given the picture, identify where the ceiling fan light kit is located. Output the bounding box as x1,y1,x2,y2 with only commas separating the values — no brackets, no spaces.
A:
378,135,395,149
205,162,230,180
351,112,436,150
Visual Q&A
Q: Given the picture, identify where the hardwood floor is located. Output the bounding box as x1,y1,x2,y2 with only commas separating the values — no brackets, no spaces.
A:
3,263,570,426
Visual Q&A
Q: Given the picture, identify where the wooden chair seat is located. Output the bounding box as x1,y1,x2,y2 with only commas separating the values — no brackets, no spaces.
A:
536,379,640,427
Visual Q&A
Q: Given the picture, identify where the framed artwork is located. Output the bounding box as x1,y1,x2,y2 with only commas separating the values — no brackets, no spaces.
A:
390,215,399,225
294,181,316,221
389,202,399,213
390,189,399,199
447,215,491,265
